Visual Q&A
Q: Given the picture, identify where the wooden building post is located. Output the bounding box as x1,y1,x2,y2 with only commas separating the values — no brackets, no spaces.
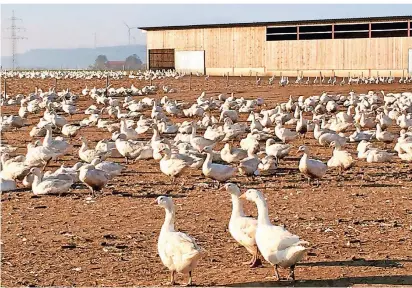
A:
226,72,229,87
369,22,372,38
189,72,192,90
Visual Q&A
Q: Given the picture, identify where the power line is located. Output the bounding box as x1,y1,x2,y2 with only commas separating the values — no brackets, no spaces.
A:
4,10,27,70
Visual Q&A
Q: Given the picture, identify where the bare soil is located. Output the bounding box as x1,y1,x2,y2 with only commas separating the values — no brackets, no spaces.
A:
1,76,412,287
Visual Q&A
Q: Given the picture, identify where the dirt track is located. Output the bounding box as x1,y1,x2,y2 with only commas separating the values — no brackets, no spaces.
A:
1,76,412,287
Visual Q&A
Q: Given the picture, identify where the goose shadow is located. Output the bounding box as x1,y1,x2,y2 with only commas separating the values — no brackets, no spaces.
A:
110,191,187,199
227,275,412,287
350,183,404,188
299,258,410,268
1,187,32,194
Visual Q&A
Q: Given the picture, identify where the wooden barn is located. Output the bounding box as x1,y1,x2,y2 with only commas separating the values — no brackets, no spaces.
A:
139,15,412,77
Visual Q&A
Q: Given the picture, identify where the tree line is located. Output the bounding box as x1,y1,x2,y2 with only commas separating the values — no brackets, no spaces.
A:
89,54,145,70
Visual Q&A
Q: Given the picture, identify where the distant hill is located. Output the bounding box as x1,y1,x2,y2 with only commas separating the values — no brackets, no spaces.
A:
1,45,147,69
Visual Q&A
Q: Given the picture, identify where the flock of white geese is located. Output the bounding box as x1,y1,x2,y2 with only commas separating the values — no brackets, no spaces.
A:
1,82,412,284
1,69,184,80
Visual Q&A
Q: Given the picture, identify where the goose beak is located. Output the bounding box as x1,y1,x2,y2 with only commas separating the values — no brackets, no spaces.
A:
219,186,226,191
239,193,247,199
151,199,158,205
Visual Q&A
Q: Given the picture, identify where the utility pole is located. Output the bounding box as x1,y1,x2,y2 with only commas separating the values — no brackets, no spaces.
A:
4,10,27,70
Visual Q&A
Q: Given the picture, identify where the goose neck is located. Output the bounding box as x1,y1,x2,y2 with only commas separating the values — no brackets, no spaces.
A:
255,197,271,225
43,128,52,146
204,151,212,166
80,140,88,152
231,194,245,218
161,206,175,233
32,172,42,189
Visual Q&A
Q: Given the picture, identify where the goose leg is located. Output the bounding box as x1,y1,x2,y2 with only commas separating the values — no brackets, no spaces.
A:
182,271,193,286
274,264,280,281
90,187,95,197
170,270,176,285
250,247,262,268
288,265,296,281
125,157,129,164
42,158,51,172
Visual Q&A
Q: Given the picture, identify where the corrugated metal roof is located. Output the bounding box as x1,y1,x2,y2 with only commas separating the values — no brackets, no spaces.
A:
139,15,412,31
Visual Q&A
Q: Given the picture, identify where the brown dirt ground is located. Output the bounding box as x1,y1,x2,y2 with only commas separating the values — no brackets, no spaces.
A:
1,76,412,287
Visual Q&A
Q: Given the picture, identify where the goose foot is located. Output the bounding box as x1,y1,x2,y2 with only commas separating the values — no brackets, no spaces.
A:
250,257,262,268
242,253,255,265
287,265,296,281
274,264,280,281
170,271,176,286
242,260,253,265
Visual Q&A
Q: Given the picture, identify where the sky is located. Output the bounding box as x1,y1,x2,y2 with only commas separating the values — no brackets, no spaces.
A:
1,4,411,56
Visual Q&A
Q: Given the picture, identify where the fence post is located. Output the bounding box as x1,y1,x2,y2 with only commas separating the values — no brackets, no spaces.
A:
3,77,6,98
55,77,58,92
150,76,152,86
189,72,192,91
106,75,109,97
226,72,229,87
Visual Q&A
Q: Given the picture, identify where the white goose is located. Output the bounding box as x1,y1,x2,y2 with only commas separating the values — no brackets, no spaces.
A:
298,145,327,185
78,136,109,163
190,122,219,152
120,118,139,140
62,123,81,138
265,139,290,160
115,133,152,163
155,196,203,286
327,141,354,172
79,164,110,196
275,121,297,143
43,125,71,154
240,189,308,281
220,143,248,163
258,154,279,175
375,123,395,143
0,153,30,181
30,167,73,195
90,158,124,178
159,146,189,183
202,146,236,184
238,146,260,176
221,183,261,267
24,143,61,170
